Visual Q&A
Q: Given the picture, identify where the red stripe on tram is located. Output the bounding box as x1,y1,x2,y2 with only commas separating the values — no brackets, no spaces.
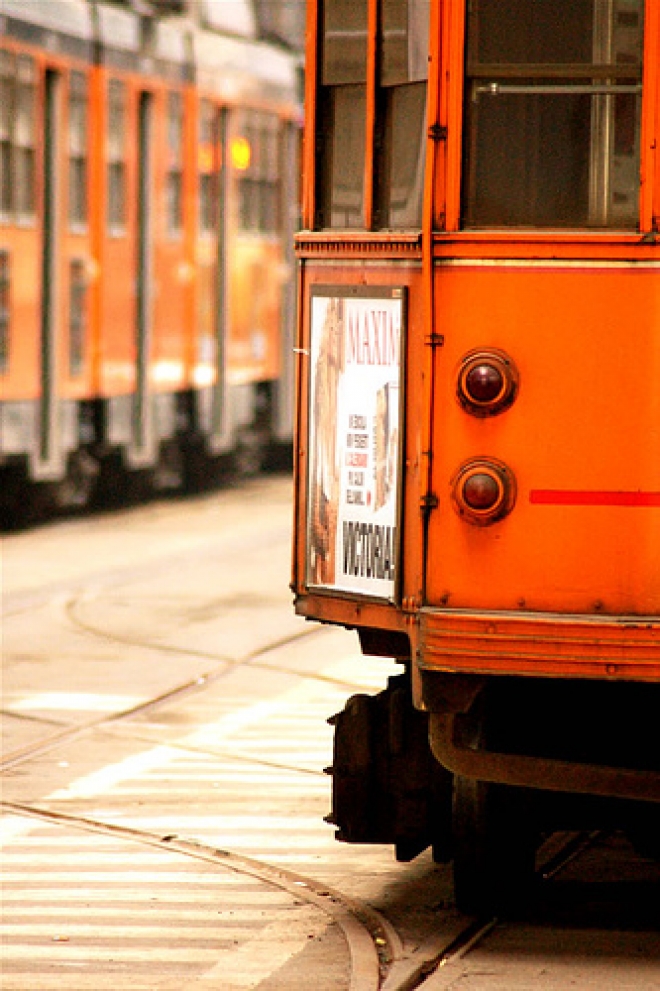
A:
530,490,660,508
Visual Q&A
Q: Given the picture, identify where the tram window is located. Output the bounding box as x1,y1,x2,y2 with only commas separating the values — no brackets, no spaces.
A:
462,0,644,229
198,100,216,234
259,116,281,233
0,51,13,219
238,116,258,231
374,0,429,228
166,91,184,237
316,0,368,228
15,56,37,220
107,80,127,232
69,259,86,377
236,112,281,235
68,72,88,229
0,251,9,375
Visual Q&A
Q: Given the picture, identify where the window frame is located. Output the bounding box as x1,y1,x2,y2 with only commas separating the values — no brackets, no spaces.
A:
305,0,659,237
68,70,89,231
312,0,431,232
0,49,15,222
460,0,646,231
166,89,184,238
14,54,37,223
234,109,283,237
107,77,128,235
440,0,659,235
68,257,87,377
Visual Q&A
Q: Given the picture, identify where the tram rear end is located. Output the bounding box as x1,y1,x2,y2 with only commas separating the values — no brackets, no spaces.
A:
292,0,660,911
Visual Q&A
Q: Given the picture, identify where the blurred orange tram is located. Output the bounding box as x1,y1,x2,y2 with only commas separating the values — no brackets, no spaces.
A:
292,0,660,911
0,0,301,516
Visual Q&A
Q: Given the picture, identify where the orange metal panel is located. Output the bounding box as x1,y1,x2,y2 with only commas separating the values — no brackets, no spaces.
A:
0,229,41,401
1,45,95,404
226,237,283,386
292,0,660,692
426,262,660,618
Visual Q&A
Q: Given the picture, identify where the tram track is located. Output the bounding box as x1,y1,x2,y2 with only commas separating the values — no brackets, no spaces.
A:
378,831,606,991
64,591,377,691
3,590,612,989
1,799,395,991
1,616,374,773
1,793,606,991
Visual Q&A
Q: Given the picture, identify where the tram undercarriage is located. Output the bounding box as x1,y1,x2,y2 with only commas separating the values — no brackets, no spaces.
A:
327,661,660,912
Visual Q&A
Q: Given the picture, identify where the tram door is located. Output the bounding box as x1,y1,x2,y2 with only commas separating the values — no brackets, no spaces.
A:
211,106,229,448
195,100,229,451
39,67,61,473
134,90,154,459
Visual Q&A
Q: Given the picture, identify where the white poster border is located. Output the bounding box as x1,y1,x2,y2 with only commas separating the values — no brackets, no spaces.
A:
305,285,406,602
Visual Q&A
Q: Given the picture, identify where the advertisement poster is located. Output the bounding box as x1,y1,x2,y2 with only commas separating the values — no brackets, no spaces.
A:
306,287,404,600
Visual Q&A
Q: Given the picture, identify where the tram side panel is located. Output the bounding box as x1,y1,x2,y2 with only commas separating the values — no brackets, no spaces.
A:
426,263,660,620
1,2,301,518
0,25,97,502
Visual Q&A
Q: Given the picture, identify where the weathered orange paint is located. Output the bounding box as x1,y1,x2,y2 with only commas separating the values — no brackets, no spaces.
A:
426,263,660,619
0,43,95,404
292,0,660,688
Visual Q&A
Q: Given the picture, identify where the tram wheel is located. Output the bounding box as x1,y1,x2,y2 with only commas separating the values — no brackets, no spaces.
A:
452,776,537,915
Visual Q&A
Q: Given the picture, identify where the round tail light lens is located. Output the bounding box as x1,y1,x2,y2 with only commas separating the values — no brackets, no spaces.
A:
457,349,519,417
452,458,516,525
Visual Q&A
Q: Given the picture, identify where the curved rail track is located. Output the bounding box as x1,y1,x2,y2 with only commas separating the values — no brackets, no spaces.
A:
1,783,613,991
0,608,621,991
3,486,659,990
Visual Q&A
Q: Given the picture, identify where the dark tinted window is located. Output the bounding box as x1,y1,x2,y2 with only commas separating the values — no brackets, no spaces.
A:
107,79,127,231
462,0,644,229
316,0,368,228
167,91,184,237
15,56,37,218
374,0,429,228
68,72,88,228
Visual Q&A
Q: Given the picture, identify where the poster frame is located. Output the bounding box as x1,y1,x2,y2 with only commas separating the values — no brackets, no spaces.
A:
305,284,407,603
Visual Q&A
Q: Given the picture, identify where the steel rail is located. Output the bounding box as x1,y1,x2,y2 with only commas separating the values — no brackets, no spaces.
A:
0,621,364,772
2,799,398,991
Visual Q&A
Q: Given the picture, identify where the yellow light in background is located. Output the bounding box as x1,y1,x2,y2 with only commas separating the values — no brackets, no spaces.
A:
231,136,251,171
198,145,213,171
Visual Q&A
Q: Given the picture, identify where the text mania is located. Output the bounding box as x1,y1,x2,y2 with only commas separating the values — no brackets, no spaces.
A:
342,521,396,581
346,309,399,366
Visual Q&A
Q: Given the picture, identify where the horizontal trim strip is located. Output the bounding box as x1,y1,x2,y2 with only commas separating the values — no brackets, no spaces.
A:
435,257,660,270
418,608,660,680
531,489,660,507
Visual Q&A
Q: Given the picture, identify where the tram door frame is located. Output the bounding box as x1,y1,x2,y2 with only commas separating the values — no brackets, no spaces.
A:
133,88,155,464
210,104,230,451
39,67,62,475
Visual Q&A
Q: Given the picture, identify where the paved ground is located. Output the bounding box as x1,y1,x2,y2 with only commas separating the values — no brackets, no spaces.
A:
2,477,659,989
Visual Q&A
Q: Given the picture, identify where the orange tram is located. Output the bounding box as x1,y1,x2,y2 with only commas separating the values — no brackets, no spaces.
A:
0,0,301,520
292,0,660,911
